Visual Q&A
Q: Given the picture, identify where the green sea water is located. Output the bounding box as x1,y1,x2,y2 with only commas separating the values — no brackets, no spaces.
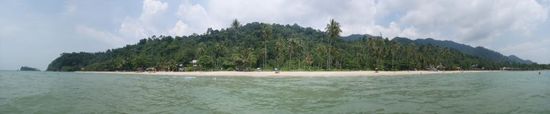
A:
0,71,549,113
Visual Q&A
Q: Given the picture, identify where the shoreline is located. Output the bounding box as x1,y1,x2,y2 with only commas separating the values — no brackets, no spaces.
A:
76,70,495,77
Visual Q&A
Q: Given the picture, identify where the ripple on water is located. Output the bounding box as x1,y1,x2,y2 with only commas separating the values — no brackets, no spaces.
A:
1,71,550,113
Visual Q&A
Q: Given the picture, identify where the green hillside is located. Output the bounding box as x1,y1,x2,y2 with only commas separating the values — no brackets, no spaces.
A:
47,20,549,71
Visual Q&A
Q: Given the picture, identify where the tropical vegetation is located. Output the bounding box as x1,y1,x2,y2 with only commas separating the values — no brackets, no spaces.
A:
47,20,550,71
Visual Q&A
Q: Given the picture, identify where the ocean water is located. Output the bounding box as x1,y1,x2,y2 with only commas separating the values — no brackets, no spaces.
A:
0,71,549,113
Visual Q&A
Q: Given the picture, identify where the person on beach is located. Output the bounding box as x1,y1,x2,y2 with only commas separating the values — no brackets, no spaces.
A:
274,68,280,74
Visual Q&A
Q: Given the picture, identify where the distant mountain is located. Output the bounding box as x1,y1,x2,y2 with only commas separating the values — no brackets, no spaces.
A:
342,35,536,64
507,55,535,64
391,37,535,64
342,34,372,41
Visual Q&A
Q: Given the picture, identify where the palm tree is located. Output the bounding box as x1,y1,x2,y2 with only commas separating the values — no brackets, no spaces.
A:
214,43,224,70
231,19,241,29
325,19,342,70
230,19,241,44
261,24,272,69
326,19,342,39
287,38,299,69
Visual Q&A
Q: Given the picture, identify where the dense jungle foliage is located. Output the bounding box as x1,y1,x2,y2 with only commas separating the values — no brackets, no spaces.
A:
47,20,549,71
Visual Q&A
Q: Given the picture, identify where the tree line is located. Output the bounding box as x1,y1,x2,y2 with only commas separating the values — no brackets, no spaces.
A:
47,20,550,71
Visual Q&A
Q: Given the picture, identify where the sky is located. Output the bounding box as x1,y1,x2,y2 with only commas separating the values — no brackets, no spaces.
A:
1,0,550,70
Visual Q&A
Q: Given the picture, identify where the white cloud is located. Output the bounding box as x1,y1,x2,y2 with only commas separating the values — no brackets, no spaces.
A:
168,20,190,36
76,25,125,47
501,38,550,63
141,0,168,21
170,0,380,36
367,22,427,39
391,0,548,43
119,18,148,39
118,0,169,41
168,0,217,36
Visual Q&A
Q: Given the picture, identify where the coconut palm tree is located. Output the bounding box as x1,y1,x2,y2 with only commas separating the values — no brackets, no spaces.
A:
325,19,342,70
261,24,272,69
231,19,241,29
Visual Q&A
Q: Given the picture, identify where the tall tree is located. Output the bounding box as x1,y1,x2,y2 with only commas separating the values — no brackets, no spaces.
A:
325,19,342,70
326,19,342,39
229,19,241,45
231,19,241,29
260,24,272,69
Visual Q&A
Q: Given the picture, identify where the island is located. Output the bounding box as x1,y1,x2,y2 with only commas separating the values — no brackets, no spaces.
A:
46,19,550,73
20,66,40,71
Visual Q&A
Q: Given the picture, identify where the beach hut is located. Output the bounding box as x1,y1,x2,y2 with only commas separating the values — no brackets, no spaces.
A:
436,64,446,71
136,67,145,72
190,60,198,71
146,67,156,72
426,65,437,71
177,64,184,72
191,60,198,67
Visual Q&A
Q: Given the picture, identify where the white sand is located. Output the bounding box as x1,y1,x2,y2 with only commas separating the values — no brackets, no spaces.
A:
77,70,491,77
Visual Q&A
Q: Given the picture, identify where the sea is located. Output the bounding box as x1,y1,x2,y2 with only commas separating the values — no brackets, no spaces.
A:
0,70,549,113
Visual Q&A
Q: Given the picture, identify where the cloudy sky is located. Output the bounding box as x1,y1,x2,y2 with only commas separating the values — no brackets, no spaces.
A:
1,0,550,70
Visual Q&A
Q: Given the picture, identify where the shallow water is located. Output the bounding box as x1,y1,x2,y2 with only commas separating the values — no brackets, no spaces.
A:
0,71,549,113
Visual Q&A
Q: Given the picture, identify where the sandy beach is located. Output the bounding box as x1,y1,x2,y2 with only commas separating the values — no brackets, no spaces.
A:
77,70,491,77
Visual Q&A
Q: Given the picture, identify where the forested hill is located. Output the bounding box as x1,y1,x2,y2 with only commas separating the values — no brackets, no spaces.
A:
47,21,548,71
389,37,535,64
